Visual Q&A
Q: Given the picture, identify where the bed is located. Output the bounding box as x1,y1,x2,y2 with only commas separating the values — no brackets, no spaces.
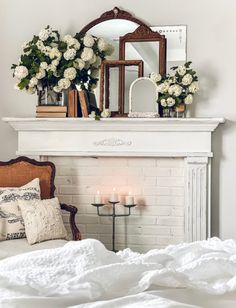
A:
1,237,236,307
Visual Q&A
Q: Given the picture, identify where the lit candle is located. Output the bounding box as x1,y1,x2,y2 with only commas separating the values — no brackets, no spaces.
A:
125,192,134,205
109,187,119,202
94,190,102,204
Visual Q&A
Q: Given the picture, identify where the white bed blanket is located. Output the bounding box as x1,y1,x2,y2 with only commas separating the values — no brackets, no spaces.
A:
1,237,236,307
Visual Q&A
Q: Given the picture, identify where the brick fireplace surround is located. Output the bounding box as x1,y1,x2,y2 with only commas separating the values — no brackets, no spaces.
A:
3,117,224,252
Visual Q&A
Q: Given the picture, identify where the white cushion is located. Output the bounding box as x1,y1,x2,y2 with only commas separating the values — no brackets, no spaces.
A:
0,201,25,241
0,238,68,260
0,179,41,241
18,197,68,245
0,178,41,204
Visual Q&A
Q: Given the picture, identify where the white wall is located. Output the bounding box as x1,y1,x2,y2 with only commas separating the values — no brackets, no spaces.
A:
0,0,235,239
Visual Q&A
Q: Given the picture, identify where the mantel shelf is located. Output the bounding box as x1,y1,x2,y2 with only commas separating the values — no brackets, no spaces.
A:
2,117,225,132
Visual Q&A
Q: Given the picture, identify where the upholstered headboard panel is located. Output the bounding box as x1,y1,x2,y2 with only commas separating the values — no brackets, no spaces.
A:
0,157,55,199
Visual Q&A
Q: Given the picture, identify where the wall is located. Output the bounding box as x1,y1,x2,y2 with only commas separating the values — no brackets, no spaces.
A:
0,0,235,240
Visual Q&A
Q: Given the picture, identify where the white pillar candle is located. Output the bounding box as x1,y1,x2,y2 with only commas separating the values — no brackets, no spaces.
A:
109,187,119,202
125,192,134,205
94,190,102,204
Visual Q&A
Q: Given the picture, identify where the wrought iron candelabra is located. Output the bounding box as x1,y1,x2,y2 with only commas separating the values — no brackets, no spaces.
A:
92,201,136,252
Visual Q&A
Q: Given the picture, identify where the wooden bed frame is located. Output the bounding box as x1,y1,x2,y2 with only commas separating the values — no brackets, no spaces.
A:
0,156,81,241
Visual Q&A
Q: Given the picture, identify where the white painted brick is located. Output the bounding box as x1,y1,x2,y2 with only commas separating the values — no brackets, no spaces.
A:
157,216,184,226
86,224,111,234
170,197,185,206
156,168,171,176
171,207,184,216
156,236,184,246
78,215,99,224
156,158,184,167
128,158,156,167
112,167,143,176
171,187,185,196
156,177,185,187
171,227,184,236
72,195,93,204
101,176,128,186
125,235,157,245
143,168,161,177
136,196,156,206
55,176,72,185
156,196,171,206
72,176,101,185
171,168,185,177
142,226,171,235
83,233,100,241
141,206,172,216
142,186,170,196
57,195,72,204
98,157,128,167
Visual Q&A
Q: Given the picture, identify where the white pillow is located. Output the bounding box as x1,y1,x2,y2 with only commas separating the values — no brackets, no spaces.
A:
0,178,41,204
0,178,41,241
18,197,68,245
0,201,25,241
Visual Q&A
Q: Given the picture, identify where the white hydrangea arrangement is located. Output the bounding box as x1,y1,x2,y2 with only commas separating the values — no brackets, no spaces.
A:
11,26,114,95
150,62,199,110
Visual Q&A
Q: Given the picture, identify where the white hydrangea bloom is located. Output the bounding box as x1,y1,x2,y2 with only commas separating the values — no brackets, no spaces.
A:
90,69,99,78
53,85,62,93
36,68,46,79
66,38,80,50
101,109,111,118
64,48,76,61
26,87,36,94
89,54,97,64
64,67,77,80
97,38,109,51
39,29,49,41
160,99,167,107
29,77,38,87
81,47,94,62
177,65,186,76
157,81,169,93
36,40,44,50
167,97,175,107
47,64,57,72
168,84,182,97
182,73,193,86
63,35,73,43
188,81,199,93
49,47,61,60
40,62,48,70
52,59,60,67
150,72,162,83
58,78,71,89
73,58,85,70
83,35,95,48
92,56,102,68
105,44,115,56
14,66,28,79
89,111,96,119
184,94,193,104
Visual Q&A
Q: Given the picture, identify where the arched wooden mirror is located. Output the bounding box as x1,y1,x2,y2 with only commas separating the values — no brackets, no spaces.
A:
79,7,166,117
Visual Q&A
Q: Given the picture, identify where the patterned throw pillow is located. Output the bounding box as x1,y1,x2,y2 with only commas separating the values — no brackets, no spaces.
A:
0,201,25,241
18,197,68,245
0,178,41,241
0,178,41,204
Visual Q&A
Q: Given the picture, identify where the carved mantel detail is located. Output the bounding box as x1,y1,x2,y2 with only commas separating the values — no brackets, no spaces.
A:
94,138,132,147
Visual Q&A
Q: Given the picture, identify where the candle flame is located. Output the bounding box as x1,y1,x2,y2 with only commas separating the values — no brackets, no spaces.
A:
97,190,100,195
113,187,116,192
129,191,132,196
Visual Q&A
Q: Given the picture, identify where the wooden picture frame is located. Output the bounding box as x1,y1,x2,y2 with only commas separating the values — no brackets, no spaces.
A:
100,60,144,116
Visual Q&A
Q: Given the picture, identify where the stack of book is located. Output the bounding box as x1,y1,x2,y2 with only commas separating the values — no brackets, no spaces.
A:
36,105,67,118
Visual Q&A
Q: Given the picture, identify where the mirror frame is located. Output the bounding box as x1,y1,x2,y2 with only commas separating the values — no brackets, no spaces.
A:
79,7,148,34
100,60,144,116
129,77,159,118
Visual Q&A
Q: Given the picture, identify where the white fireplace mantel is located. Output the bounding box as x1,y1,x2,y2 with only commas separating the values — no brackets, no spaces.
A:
3,117,224,157
3,117,224,243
